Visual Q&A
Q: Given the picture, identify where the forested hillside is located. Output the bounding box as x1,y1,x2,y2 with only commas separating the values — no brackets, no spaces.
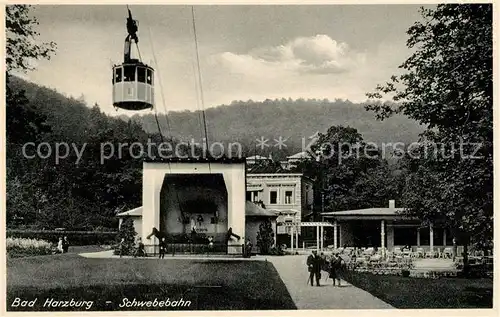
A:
127,98,423,159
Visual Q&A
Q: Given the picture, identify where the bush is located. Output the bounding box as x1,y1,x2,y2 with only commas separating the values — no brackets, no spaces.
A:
7,237,53,257
114,217,136,256
6,230,117,246
268,245,285,256
256,220,275,255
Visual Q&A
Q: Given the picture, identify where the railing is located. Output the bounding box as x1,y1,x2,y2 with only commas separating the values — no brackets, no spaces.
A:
142,243,245,256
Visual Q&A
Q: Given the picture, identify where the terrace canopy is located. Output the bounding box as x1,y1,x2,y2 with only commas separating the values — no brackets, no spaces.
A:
320,201,450,255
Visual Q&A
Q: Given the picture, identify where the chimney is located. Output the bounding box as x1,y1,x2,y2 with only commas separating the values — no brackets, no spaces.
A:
389,200,396,209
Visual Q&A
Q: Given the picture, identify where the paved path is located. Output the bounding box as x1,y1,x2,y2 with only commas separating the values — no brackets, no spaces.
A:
266,255,394,309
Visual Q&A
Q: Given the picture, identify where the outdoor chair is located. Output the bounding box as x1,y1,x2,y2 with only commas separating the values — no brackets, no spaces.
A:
393,247,403,257
364,247,375,256
425,251,436,258
442,247,452,259
416,247,424,258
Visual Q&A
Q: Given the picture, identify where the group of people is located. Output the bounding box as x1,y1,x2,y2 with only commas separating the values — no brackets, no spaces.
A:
57,236,70,253
120,235,252,258
307,250,345,287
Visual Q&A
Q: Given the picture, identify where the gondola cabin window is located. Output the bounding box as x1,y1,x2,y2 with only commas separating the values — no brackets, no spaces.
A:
147,68,153,85
137,67,146,83
114,67,122,83
123,65,136,82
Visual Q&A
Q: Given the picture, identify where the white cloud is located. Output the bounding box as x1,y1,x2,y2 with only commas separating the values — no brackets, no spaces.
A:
217,34,366,76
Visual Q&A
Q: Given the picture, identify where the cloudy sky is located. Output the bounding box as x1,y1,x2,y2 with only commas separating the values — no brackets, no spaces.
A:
20,4,430,115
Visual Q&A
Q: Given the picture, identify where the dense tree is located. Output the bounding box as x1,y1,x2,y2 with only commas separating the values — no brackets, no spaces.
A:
115,217,137,256
366,4,493,264
6,5,57,228
6,5,56,144
6,5,56,73
256,219,275,255
292,125,403,215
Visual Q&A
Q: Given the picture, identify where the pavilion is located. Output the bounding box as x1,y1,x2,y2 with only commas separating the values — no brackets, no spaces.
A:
320,200,453,255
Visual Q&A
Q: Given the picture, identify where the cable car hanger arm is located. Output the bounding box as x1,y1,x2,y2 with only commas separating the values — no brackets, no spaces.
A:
124,7,139,63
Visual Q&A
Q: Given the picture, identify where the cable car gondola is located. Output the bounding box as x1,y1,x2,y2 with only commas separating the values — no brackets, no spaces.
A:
112,8,154,111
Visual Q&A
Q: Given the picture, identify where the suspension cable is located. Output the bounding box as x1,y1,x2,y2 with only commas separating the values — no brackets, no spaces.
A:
191,6,211,158
135,42,143,62
147,26,173,139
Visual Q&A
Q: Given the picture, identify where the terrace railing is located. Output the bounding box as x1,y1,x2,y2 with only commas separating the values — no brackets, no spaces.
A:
143,243,245,257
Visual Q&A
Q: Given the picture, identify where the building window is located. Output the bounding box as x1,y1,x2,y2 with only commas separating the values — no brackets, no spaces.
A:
252,193,259,202
270,191,278,204
285,191,293,204
247,191,260,202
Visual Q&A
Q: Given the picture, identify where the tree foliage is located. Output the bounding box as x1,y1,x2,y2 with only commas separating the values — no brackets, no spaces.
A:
6,5,56,73
366,4,493,250
115,217,137,255
256,219,275,255
130,98,423,160
292,125,404,214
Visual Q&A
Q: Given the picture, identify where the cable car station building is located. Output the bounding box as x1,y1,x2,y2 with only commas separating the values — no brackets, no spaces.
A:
139,158,247,255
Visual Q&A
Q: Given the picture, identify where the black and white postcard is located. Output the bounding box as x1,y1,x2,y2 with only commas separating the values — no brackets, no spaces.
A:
2,2,495,315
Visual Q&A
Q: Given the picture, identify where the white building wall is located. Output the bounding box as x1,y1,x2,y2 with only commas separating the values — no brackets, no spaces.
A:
142,161,246,254
247,174,313,235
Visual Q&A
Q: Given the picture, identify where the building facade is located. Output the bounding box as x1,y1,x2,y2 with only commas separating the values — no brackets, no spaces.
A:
142,158,246,254
246,173,314,235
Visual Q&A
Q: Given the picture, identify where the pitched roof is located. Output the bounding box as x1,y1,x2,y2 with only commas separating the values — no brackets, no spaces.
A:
321,207,406,217
245,201,277,217
116,206,143,217
246,155,270,160
287,151,312,160
247,163,285,174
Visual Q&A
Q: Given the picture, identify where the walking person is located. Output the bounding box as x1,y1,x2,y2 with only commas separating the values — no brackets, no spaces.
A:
307,250,322,287
62,236,70,253
329,253,344,286
57,237,63,253
159,237,166,259
245,239,253,258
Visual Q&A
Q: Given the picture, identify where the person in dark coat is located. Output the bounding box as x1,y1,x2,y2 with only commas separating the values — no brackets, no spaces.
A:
307,250,322,286
329,253,343,286
159,237,166,259
62,236,70,253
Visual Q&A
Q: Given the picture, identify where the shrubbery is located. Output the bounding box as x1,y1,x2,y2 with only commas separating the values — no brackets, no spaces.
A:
256,220,275,255
113,217,136,256
7,237,53,257
6,230,117,246
268,245,285,256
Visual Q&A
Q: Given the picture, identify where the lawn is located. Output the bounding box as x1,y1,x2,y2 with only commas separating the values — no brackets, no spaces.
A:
7,253,296,311
344,271,493,308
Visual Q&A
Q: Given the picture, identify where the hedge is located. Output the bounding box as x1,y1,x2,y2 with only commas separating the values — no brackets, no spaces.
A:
6,230,118,246
7,237,53,258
